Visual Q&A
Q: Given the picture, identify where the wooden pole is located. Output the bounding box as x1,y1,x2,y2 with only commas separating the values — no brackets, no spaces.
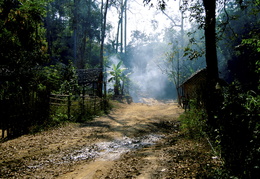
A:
68,95,71,120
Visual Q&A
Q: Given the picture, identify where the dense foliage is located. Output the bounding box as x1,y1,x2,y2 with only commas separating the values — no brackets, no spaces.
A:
0,0,50,137
0,0,107,137
216,83,260,178
45,0,102,68
215,2,260,177
178,0,260,177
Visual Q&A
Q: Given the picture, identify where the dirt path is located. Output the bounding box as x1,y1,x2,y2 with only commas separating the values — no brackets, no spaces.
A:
0,99,220,178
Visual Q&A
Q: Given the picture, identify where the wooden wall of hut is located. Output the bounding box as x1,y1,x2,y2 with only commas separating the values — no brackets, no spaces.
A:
179,68,207,109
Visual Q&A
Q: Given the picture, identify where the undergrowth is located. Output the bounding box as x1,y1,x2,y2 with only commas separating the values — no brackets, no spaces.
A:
27,97,113,135
179,100,207,140
179,82,260,178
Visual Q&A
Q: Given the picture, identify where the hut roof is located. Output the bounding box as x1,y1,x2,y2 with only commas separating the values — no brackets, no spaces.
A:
77,68,102,85
180,68,207,86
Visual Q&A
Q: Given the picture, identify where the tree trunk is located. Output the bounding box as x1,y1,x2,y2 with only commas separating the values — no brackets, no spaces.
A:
124,0,127,52
161,0,184,105
46,3,53,58
116,17,121,53
73,0,79,67
99,0,109,97
203,0,220,127
120,0,123,53
79,30,87,69
203,0,219,80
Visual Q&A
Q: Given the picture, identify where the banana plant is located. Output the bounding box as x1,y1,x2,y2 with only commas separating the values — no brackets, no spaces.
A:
120,70,131,95
108,61,129,95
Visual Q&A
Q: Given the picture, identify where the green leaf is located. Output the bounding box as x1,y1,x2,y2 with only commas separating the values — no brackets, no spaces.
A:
116,61,123,69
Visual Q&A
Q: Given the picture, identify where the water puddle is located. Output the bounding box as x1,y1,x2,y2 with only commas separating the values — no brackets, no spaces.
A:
69,134,164,161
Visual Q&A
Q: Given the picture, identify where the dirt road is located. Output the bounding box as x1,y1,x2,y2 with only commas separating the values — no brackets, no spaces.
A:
0,99,219,178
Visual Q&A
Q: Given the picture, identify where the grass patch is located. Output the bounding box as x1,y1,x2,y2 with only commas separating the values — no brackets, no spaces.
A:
179,101,207,140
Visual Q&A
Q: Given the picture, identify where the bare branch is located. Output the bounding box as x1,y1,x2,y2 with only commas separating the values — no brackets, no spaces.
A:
161,10,182,27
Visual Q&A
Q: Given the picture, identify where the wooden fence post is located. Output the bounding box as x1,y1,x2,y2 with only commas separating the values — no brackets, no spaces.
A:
94,95,96,113
82,87,85,115
68,95,71,120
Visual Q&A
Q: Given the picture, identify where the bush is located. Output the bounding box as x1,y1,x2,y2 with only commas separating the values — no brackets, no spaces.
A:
42,62,79,94
179,100,208,139
216,83,260,178
178,82,260,178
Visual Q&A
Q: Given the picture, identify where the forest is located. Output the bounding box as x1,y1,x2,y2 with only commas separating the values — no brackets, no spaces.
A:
0,0,259,178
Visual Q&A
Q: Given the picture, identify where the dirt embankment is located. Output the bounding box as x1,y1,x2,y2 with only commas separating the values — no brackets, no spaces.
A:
0,99,220,178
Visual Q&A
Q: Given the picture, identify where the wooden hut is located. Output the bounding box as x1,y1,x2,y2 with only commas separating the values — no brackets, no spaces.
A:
178,68,207,110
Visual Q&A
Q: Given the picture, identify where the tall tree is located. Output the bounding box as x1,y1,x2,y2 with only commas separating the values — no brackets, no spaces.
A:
144,0,220,122
124,0,127,53
45,0,101,68
143,0,219,79
99,0,109,97
201,0,220,125
161,0,186,104
203,0,218,80
73,0,79,66
112,0,127,53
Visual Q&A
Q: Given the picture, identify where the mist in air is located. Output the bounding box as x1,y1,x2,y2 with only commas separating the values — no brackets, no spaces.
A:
125,43,176,103
106,0,205,103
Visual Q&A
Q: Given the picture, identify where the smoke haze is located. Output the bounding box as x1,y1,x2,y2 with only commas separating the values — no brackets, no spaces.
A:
127,44,176,102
